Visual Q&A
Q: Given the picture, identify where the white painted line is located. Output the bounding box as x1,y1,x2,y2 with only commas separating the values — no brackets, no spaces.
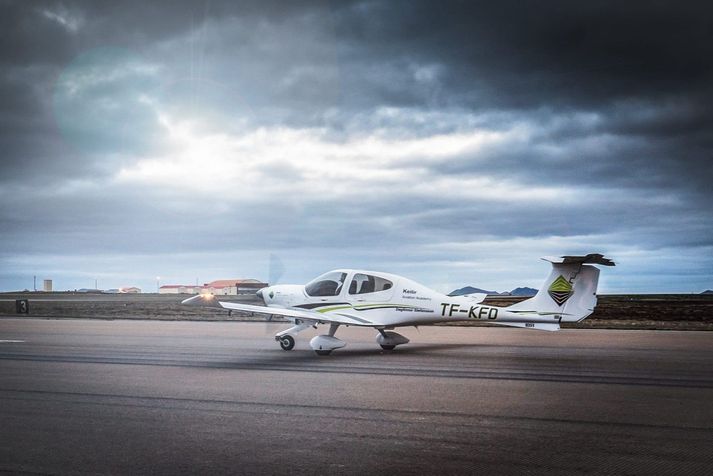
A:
0,340,25,343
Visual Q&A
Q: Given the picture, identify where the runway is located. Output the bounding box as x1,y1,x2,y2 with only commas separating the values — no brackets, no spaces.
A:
1,319,712,474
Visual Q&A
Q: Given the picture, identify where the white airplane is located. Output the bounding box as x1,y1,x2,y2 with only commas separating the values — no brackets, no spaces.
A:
183,253,614,355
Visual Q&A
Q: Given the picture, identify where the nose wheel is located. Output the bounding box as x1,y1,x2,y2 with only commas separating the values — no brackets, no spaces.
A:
279,334,295,351
275,322,312,351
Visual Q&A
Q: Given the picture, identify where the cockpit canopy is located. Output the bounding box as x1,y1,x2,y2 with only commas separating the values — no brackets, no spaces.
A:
304,270,394,297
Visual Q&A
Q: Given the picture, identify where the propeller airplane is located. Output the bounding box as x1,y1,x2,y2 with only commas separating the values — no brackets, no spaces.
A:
182,253,614,355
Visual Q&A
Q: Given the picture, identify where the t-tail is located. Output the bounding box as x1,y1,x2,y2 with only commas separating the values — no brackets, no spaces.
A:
499,254,615,331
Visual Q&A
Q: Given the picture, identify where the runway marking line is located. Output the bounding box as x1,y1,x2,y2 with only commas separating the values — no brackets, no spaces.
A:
0,340,25,343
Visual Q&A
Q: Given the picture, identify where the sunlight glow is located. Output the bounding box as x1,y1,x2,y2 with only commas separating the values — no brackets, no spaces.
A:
117,112,565,204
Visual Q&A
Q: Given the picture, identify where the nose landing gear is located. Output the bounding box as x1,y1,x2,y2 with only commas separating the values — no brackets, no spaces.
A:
274,321,312,351
278,335,295,351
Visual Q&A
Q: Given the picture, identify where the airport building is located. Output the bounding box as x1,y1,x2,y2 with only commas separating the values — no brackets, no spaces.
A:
159,279,267,295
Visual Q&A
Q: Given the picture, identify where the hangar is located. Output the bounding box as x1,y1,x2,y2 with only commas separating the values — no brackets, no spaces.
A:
159,279,267,295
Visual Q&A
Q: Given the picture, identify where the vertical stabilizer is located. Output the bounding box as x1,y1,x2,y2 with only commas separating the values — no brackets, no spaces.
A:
508,254,614,322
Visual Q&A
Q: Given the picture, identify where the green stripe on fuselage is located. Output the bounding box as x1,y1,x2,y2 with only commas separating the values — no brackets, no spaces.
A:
316,305,353,313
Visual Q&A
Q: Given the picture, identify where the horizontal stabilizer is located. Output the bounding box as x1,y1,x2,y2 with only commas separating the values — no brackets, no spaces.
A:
541,253,615,266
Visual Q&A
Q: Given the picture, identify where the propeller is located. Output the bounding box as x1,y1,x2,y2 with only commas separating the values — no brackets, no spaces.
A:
268,253,285,286
262,253,285,334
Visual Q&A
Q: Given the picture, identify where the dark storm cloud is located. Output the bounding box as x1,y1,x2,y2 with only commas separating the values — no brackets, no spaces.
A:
326,1,713,201
332,1,713,108
1,0,712,292
0,0,347,185
0,2,79,67
5,1,713,114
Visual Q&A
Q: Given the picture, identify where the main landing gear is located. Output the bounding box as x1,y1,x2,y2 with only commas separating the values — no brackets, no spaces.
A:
309,323,345,356
376,329,409,350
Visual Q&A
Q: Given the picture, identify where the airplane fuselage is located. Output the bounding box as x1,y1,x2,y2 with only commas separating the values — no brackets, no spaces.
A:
260,269,572,329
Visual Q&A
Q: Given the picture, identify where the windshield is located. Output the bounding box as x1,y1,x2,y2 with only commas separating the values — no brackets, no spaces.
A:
304,271,347,297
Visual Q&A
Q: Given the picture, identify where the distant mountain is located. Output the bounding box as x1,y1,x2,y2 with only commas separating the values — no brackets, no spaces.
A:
702,290,713,295
448,286,497,296
448,286,539,297
510,287,538,296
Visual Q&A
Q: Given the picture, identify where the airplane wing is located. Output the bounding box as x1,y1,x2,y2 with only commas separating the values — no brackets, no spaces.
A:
181,294,375,327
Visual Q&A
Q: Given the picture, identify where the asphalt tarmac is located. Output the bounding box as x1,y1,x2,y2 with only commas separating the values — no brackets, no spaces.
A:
1,319,712,475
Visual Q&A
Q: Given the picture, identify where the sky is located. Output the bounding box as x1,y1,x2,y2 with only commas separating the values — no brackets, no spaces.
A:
1,0,712,294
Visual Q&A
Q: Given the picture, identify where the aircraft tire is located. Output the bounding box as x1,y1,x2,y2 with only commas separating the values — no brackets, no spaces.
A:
314,350,332,356
380,345,396,351
279,335,295,351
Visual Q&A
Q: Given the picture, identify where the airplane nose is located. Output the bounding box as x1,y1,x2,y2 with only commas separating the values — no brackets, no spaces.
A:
256,287,267,304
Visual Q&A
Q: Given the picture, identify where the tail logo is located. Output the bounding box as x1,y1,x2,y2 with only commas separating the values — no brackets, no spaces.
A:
548,275,573,306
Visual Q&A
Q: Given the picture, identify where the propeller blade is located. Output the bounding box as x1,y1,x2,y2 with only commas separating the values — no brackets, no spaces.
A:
268,253,284,285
